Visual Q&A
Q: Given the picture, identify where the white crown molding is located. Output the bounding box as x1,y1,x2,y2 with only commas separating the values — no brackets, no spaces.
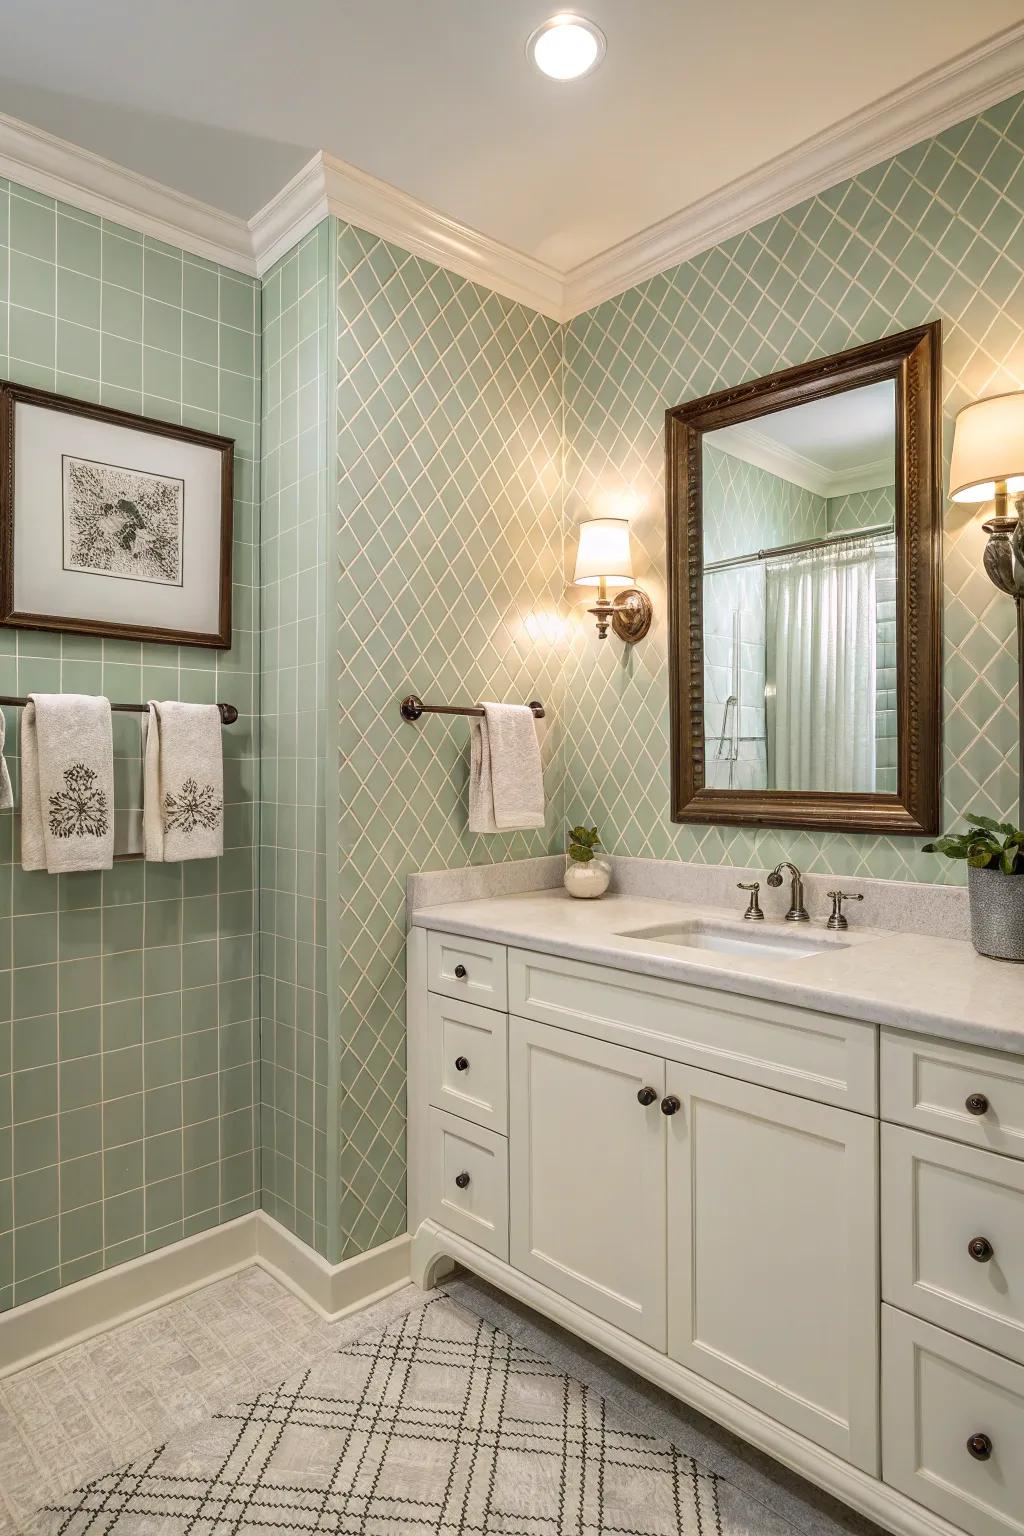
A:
248,152,331,276
562,20,1024,319
711,422,895,499
321,153,564,320
3,19,1024,320
248,151,565,318
0,109,255,275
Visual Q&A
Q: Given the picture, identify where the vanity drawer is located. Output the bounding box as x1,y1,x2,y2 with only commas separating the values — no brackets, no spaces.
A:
427,1106,509,1261
428,993,507,1135
881,1030,1024,1161
507,947,876,1112
882,1125,1024,1364
882,1305,1024,1536
427,931,507,1012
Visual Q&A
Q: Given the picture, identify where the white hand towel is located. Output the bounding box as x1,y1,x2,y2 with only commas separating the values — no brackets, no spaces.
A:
21,694,114,872
0,709,13,812
144,701,224,862
468,702,545,834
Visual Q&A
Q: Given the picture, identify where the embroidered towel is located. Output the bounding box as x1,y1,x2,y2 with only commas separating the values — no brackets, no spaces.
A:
144,702,224,862
468,702,545,834
21,694,114,872
0,709,13,813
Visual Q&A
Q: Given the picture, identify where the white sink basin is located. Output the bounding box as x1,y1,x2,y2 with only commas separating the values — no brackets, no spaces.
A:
618,919,847,961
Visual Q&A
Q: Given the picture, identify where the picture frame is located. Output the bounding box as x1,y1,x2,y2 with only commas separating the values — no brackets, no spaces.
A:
0,381,234,648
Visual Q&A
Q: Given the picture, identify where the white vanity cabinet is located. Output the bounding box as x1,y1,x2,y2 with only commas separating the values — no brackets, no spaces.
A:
666,1065,879,1469
407,923,1024,1536
508,1018,667,1348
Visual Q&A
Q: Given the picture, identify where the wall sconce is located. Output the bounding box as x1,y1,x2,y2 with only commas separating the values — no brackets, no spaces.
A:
573,517,653,642
949,390,1024,818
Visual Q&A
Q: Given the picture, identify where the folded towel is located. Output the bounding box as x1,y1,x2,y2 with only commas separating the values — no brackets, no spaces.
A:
468,702,545,834
0,710,13,812
144,702,224,862
21,694,114,872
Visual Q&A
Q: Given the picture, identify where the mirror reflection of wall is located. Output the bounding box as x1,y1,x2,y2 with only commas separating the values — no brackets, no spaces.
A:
702,381,897,796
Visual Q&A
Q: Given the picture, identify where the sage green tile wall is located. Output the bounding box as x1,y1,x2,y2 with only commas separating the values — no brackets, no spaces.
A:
0,177,260,1309
704,443,826,562
259,222,333,1256
334,222,565,1260
564,93,1024,883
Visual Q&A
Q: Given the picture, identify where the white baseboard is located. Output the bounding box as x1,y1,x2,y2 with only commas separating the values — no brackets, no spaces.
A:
0,1213,412,1378
256,1216,411,1320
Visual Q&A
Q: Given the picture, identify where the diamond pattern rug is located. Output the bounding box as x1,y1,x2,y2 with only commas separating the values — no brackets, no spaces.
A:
30,1295,730,1534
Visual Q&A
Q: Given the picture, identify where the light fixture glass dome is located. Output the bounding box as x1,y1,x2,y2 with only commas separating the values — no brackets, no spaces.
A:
528,14,606,81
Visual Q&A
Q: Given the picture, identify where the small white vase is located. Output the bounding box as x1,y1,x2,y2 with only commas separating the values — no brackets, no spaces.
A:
564,856,611,899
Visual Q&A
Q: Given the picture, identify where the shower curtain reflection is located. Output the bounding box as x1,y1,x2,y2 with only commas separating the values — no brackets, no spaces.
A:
765,536,889,793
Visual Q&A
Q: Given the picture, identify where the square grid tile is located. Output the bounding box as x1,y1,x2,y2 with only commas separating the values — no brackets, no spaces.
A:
0,178,261,1308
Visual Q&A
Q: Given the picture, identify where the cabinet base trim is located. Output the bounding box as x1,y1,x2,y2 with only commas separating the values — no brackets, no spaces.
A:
412,1221,963,1536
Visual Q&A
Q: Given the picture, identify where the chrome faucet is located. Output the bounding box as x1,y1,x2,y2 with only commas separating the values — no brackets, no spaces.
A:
766,861,809,922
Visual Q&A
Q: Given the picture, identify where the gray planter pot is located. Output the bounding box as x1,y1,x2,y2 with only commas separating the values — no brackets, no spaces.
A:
968,865,1024,962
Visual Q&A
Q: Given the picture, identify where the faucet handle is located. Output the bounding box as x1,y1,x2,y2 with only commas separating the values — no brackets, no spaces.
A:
826,890,863,930
737,881,764,921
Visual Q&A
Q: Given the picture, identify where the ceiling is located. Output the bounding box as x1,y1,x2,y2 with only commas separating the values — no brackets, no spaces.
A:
1,1,1023,273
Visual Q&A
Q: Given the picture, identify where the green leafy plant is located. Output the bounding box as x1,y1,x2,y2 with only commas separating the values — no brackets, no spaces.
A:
568,825,601,864
923,814,1024,876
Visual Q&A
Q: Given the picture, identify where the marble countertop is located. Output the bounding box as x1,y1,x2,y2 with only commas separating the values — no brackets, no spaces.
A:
411,889,1024,1055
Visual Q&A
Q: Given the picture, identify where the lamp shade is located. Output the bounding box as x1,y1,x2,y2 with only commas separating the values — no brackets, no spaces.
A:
949,392,1024,502
573,518,634,586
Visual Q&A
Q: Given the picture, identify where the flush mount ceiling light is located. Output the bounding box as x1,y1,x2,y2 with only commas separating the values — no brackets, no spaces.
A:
528,14,606,81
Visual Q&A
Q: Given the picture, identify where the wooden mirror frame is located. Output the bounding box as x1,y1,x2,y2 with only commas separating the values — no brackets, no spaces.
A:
666,322,942,835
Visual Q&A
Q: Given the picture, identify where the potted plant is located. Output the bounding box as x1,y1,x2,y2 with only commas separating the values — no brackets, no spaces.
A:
564,824,611,899
923,814,1024,961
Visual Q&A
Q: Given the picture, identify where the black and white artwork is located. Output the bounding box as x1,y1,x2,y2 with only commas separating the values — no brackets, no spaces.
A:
63,455,184,587
1,381,233,647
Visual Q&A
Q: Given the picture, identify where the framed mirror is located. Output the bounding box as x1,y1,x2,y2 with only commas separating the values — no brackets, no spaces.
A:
666,323,942,835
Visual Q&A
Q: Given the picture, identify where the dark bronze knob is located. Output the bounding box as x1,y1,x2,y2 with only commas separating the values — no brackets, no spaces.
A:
637,1086,657,1106
661,1095,681,1116
967,1433,992,1461
454,964,467,979
454,1171,470,1189
968,1236,994,1263
454,1056,470,1072
966,1093,989,1116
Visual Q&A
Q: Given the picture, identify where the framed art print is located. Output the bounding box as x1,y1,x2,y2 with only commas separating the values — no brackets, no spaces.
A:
0,381,234,647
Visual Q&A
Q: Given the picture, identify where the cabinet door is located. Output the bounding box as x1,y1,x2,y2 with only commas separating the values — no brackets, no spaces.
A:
666,1066,879,1471
509,1017,666,1348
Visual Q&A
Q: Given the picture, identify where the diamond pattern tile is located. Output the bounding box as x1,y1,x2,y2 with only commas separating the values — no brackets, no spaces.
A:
333,223,565,1259
257,93,1024,1268
563,92,1024,883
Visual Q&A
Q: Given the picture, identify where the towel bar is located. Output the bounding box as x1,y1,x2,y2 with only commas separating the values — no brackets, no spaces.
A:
0,696,238,724
400,695,544,722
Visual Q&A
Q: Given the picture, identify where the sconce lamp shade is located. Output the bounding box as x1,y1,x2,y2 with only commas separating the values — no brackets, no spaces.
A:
949,392,1024,502
573,518,634,586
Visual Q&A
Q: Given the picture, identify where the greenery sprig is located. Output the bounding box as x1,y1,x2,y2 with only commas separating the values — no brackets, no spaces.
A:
923,813,1024,876
568,825,601,864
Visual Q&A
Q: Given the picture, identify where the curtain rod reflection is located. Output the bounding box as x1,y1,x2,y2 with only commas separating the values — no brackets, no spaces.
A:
703,521,894,575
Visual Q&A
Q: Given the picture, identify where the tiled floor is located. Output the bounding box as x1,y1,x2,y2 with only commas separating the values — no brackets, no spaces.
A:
0,1265,884,1535
0,1266,430,1534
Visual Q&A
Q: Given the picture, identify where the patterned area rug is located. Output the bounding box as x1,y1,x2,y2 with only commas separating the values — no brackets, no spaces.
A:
30,1294,729,1534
